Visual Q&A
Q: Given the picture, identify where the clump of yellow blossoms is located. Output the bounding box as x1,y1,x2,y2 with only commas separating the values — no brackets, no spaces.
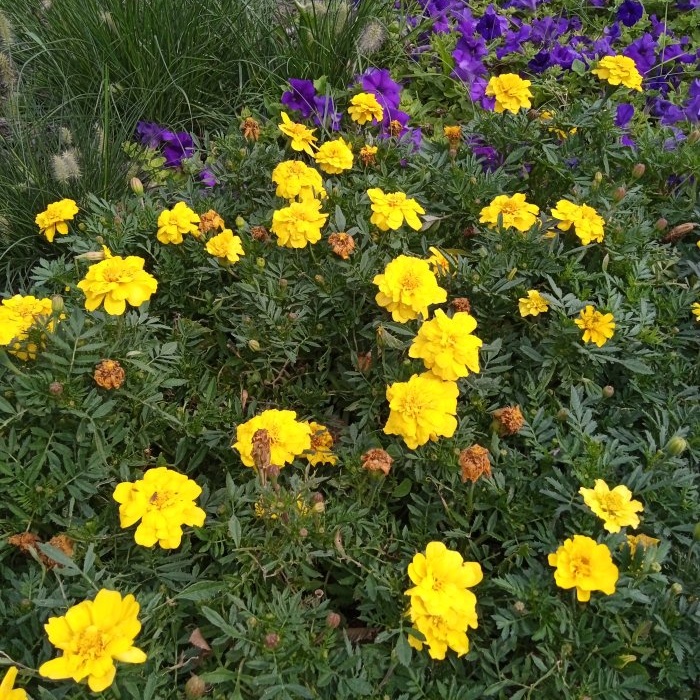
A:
408,309,482,381
304,422,337,466
271,198,329,248
39,589,147,692
367,188,425,231
205,229,245,264
548,535,619,602
592,55,643,91
693,302,700,321
579,479,643,533
550,200,605,245
373,255,447,323
485,73,533,114
627,533,660,555
405,542,482,660
157,201,201,244
278,112,317,155
384,373,459,449
35,199,79,242
479,193,539,233
313,137,354,174
574,305,615,347
113,467,206,549
518,290,549,317
77,255,158,315
0,294,55,360
348,92,383,125
233,409,312,468
426,246,450,276
272,160,326,201
0,667,27,699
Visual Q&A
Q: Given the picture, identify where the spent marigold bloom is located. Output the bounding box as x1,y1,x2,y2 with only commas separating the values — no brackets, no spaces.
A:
198,209,226,234
575,305,615,347
304,421,337,466
0,666,27,700
426,246,450,276
692,302,700,321
359,144,378,165
77,255,158,316
459,445,491,483
157,201,201,244
373,255,447,323
272,160,326,201
251,225,270,242
241,116,261,141
492,405,524,435
408,309,482,381
485,74,533,114
548,535,619,602
579,479,643,533
328,232,355,260
367,188,425,231
313,137,353,174
38,589,147,692
205,229,245,264
626,533,660,555
479,193,540,233
451,297,471,314
592,55,643,91
518,290,549,317
348,92,384,125
550,200,605,245
384,373,459,449
35,199,79,243
361,448,393,475
233,409,312,468
113,467,206,549
278,111,317,156
271,198,328,248
94,359,126,390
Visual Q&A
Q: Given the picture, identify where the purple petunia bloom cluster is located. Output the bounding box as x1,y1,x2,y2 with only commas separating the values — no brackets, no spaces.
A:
281,79,342,131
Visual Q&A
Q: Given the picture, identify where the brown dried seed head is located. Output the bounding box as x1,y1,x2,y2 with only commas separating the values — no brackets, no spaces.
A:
252,429,272,471
251,225,270,242
492,405,525,435
198,209,225,234
241,117,261,142
328,232,356,260
361,448,393,475
662,222,696,244
459,444,491,483
359,145,378,166
94,359,126,390
389,119,403,137
451,297,471,314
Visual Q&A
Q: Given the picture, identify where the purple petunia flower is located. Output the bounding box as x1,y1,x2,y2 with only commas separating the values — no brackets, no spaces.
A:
281,78,317,119
467,135,501,172
475,4,508,40
199,168,217,187
136,121,166,149
615,104,635,128
312,94,342,131
161,131,195,168
651,98,686,126
684,79,700,122
617,0,643,27
359,68,402,110
528,49,551,73
497,24,532,59
624,34,657,74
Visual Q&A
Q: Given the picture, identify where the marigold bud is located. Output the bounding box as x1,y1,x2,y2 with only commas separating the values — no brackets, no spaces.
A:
49,381,64,396
451,297,472,314
631,163,645,179
593,171,603,184
458,444,491,483
670,583,683,595
666,436,687,456
299,527,309,537
613,186,626,202
256,257,266,268
328,232,355,260
93,359,126,390
326,612,341,628
51,294,64,313
655,218,668,231
694,523,700,541
279,278,288,289
265,633,280,649
130,177,144,195
602,385,615,398
513,601,526,614
556,408,569,422
184,675,207,699
492,405,525,436
361,448,393,475
248,339,261,352
688,129,700,144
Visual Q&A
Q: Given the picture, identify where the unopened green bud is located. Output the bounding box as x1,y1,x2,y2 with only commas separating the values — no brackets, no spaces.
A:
670,583,682,595
666,436,687,456
51,294,64,313
248,339,261,351
613,186,626,202
256,257,265,268
631,163,645,179
184,675,207,699
602,385,615,398
235,215,245,229
655,218,668,231
130,177,144,195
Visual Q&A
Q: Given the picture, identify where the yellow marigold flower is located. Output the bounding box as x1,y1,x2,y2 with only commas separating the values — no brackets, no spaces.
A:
304,421,337,466
693,302,700,321
367,188,425,232
408,309,482,381
373,255,447,323
592,55,643,91
443,125,461,143
0,295,55,361
479,193,539,233
579,479,643,533
426,246,450,276
278,111,317,156
38,589,147,692
485,73,533,114
157,201,201,244
0,309,24,347
548,535,619,602
407,595,474,660
348,92,383,125
550,200,605,245
271,160,326,201
359,144,378,166
313,137,354,175
574,305,615,347
205,229,245,264
35,198,79,243
0,667,28,700
384,373,459,449
113,466,206,549
198,209,226,234
77,255,158,316
233,409,312,468
626,533,660,555
271,198,328,248
518,289,549,317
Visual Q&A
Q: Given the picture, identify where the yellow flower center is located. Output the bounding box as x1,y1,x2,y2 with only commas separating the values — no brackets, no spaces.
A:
74,626,108,660
571,554,591,577
385,194,404,209
499,201,519,215
149,490,176,509
597,491,625,516
398,389,425,418
399,271,421,291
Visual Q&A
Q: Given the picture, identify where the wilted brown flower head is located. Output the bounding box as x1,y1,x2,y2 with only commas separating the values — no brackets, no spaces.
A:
359,145,378,166
198,209,225,235
241,117,261,142
459,444,491,483
451,297,472,314
252,429,272,471
492,405,525,435
361,448,393,475
328,232,356,260
356,350,372,374
251,225,270,242
8,532,74,568
661,222,696,244
389,119,403,137
94,359,126,390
